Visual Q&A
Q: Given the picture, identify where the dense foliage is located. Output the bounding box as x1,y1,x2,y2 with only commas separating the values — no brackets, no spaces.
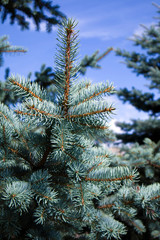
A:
0,18,145,240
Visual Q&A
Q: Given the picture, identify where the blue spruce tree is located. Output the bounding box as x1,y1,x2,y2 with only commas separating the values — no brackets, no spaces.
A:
0,19,140,240
115,3,160,144
113,4,160,239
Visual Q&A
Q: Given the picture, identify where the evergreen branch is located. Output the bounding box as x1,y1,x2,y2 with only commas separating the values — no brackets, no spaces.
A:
73,86,114,107
129,220,145,233
0,110,8,120
152,2,160,9
79,48,113,76
0,0,66,31
80,182,85,205
0,35,26,67
14,110,37,117
96,154,109,158
85,174,133,182
89,125,109,130
117,208,134,218
30,170,52,185
147,160,160,169
71,143,85,150
9,78,43,102
0,49,26,53
55,19,79,115
2,181,33,214
68,107,115,118
63,25,73,116
99,215,127,238
96,47,113,62
97,203,115,209
34,191,52,201
27,105,61,118
64,150,77,161
61,129,64,151
71,119,109,129
150,195,160,201
1,36,8,42
7,146,34,167
88,162,103,173
71,81,114,108
85,167,137,183
0,44,10,50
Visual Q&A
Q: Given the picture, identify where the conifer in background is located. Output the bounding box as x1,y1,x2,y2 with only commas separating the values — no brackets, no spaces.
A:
0,18,142,240
0,0,66,32
115,3,160,144
112,4,160,239
0,35,27,104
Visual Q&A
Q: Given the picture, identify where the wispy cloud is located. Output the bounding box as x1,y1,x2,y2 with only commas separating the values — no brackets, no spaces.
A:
73,1,156,42
79,28,126,40
109,119,123,133
80,29,111,40
76,10,142,41
77,17,130,40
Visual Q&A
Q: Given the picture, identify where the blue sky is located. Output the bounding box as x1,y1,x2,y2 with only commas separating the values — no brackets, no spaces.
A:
0,0,157,132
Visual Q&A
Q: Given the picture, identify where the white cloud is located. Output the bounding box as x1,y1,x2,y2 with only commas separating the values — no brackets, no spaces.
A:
109,119,123,133
106,95,149,133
